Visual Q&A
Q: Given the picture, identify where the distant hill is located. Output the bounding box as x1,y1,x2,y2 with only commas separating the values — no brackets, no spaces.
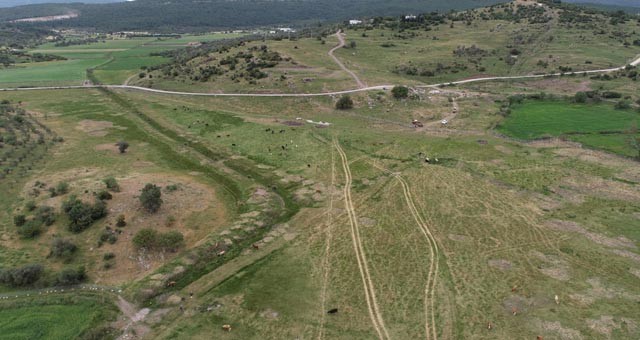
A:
563,0,640,8
0,0,123,8
0,0,508,32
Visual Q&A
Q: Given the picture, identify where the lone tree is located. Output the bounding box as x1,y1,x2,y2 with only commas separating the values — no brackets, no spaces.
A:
392,86,410,99
140,184,162,213
116,141,129,154
336,95,354,110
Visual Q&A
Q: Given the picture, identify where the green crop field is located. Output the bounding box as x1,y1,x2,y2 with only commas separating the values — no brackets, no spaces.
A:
0,295,117,340
499,100,640,157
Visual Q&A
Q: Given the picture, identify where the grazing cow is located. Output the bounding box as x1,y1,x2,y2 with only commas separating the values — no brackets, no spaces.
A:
425,157,430,163
307,164,311,168
217,250,226,256
554,295,559,305
281,145,286,150
166,281,176,287
252,244,260,250
222,324,232,332
511,286,517,293
511,307,518,316
487,322,493,330
232,144,236,147
327,308,338,314
537,337,543,340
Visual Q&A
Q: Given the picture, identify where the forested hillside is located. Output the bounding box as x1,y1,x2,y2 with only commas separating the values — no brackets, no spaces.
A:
0,0,508,32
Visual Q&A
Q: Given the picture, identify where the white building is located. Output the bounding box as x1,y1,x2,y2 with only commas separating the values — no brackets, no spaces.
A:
349,19,363,25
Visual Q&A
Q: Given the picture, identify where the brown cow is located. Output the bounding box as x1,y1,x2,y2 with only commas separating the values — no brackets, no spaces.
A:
222,324,232,332
166,281,176,288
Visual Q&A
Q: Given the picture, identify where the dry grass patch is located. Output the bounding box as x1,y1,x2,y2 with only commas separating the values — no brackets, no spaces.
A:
75,119,126,137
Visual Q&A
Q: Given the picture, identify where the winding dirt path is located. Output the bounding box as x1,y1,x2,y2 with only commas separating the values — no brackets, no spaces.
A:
328,30,367,89
334,139,390,340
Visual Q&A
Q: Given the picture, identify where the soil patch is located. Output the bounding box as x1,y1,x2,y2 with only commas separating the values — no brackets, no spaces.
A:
537,320,584,340
76,120,125,137
448,234,472,242
546,220,636,250
530,250,570,281
488,259,512,270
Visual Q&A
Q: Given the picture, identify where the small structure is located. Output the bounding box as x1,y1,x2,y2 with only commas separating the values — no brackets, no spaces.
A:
349,19,363,25
412,119,423,127
404,15,418,21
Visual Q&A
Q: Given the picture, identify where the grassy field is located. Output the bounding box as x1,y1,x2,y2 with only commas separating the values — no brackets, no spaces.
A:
0,294,117,340
498,100,640,157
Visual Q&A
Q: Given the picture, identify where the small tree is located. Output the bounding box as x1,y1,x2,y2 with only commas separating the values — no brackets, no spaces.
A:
349,41,357,49
335,95,354,110
116,141,129,154
391,86,409,99
140,184,162,213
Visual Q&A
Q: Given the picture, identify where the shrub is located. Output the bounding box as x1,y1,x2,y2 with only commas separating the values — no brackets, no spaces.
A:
55,266,86,286
157,231,184,252
116,214,126,227
49,238,77,260
96,190,113,201
0,264,43,287
25,200,37,212
18,220,43,239
132,228,158,249
140,184,162,213
615,100,631,110
56,182,69,195
103,177,120,192
132,229,184,252
103,252,115,261
335,95,354,110
574,91,587,103
99,229,118,246
35,206,56,226
391,86,409,99
63,196,107,233
13,214,26,227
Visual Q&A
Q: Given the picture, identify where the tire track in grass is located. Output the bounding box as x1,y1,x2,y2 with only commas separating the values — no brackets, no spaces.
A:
370,160,440,340
334,139,390,340
317,146,336,340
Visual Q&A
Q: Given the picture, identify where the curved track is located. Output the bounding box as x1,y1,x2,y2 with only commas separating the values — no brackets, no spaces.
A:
328,30,367,88
334,139,390,340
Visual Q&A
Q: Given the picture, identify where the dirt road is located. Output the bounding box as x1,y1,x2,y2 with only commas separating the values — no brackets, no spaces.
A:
328,30,367,89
